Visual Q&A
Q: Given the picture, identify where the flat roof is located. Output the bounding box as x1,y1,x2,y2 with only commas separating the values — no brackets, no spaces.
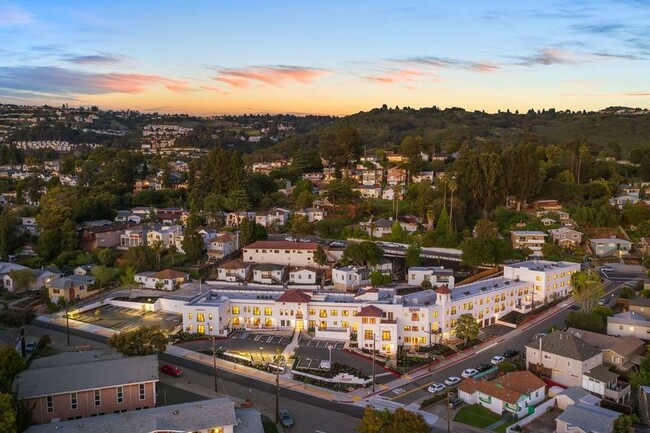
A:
506,260,578,271
450,277,528,301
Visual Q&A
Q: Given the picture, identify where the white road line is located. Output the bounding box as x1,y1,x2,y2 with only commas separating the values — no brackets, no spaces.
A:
475,342,498,354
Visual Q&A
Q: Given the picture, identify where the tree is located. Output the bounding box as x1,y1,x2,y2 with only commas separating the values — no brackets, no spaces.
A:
405,242,422,267
565,311,605,333
97,248,117,267
461,236,510,270
60,218,78,252
8,269,35,292
389,221,406,243
369,271,392,287
119,246,156,272
182,226,205,263
0,393,17,433
108,326,167,356
0,208,12,261
0,346,25,393
239,217,267,246
313,245,328,268
614,415,633,433
223,187,251,212
359,406,428,433
571,270,602,311
91,265,119,295
455,313,479,345
342,242,383,267
473,218,498,238
497,361,518,374
289,214,313,242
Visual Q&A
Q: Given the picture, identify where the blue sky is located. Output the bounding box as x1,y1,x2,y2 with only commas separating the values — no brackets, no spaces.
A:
0,0,649,114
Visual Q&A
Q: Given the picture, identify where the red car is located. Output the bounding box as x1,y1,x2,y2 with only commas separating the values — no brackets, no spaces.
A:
160,364,183,377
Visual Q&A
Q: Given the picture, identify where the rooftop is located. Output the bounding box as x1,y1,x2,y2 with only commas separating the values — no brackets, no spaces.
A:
506,260,578,271
244,240,318,250
459,371,545,405
583,364,619,383
554,402,619,433
448,277,527,301
525,331,601,361
566,327,644,356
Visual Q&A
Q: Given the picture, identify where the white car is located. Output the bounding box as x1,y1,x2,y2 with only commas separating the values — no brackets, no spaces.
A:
444,376,461,386
285,236,294,241
392,388,406,395
461,368,479,378
427,383,446,394
601,266,614,272
491,356,505,365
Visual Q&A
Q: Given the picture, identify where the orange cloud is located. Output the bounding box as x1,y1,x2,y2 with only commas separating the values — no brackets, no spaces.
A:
213,65,327,88
95,73,190,93
362,69,425,84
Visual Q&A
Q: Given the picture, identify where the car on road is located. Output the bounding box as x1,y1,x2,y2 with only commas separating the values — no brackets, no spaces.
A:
448,396,463,409
599,298,609,306
503,349,519,358
476,363,492,372
461,368,479,378
427,383,446,394
392,388,406,395
444,376,461,386
601,266,614,272
330,242,344,247
279,409,294,427
491,355,505,365
160,364,182,377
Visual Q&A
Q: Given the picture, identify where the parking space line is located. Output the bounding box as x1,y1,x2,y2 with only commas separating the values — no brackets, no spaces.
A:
254,335,262,342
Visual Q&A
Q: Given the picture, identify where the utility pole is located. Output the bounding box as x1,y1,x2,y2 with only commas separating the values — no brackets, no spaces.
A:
65,301,70,347
372,336,376,393
275,365,280,424
212,336,218,392
447,389,452,433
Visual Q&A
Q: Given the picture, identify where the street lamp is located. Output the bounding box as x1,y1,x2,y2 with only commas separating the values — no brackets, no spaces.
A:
211,336,218,393
327,344,334,368
65,300,70,347
259,347,264,366
372,336,377,393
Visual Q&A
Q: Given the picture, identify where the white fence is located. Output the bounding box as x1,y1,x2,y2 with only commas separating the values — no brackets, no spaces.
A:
506,397,557,433
292,369,371,386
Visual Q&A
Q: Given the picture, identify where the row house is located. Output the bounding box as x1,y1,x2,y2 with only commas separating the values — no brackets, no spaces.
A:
13,352,158,424
243,240,320,267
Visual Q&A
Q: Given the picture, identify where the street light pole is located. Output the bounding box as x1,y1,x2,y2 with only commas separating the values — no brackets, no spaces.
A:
212,336,218,393
65,301,70,347
275,365,280,425
372,336,376,393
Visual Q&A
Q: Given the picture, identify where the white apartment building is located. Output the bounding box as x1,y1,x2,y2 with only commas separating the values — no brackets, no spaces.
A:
243,241,319,267
332,266,371,291
295,207,325,223
502,260,580,304
407,266,455,288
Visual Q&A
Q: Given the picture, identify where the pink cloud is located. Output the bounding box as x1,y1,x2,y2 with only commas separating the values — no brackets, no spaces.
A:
362,69,425,84
93,73,190,93
200,84,229,94
213,65,327,88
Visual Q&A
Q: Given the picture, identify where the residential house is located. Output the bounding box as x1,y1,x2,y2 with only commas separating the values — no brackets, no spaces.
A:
155,208,185,224
114,210,141,224
332,266,371,291
589,238,633,257
398,215,418,233
12,352,158,424
582,364,631,403
536,210,570,221
135,269,189,290
252,264,285,284
73,264,93,276
146,224,184,248
216,259,250,283
609,195,640,209
386,167,407,186
0,262,28,288
510,231,547,255
18,217,39,236
554,387,602,410
255,208,291,227
607,311,650,340
288,267,322,285
540,217,556,226
23,398,260,433
386,153,407,163
47,275,96,303
360,218,393,238
626,297,650,319
381,186,396,201
411,171,435,183
555,402,619,433
620,183,640,197
533,199,562,210
198,227,219,247
548,227,583,248
207,232,239,260
353,184,381,199
119,225,150,250
431,152,449,162
80,223,125,251
362,169,383,186
243,241,319,267
225,211,256,227
566,327,644,370
458,371,546,418
296,207,325,222
525,331,602,387
407,267,455,288
3,267,63,292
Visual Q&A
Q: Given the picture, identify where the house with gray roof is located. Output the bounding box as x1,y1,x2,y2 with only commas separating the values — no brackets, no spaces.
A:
526,331,602,387
555,401,618,433
13,353,158,424
566,327,644,370
582,364,631,403
607,311,650,340
46,275,96,303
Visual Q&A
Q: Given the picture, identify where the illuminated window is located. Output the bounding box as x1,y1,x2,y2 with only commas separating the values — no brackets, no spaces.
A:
197,313,205,322
264,307,272,316
232,306,240,315
320,309,327,318
364,330,374,340
320,320,327,329
188,313,193,320
309,308,315,315
197,324,205,334
451,306,456,315
342,310,349,317
433,311,438,318
264,318,272,327
342,320,349,328
331,310,338,316
208,314,213,320
253,307,261,316
382,330,391,341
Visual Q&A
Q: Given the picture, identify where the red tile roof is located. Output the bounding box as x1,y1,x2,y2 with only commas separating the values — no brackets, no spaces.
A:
244,241,318,250
458,370,545,405
219,259,247,270
357,305,384,317
436,285,451,295
277,290,312,303
151,269,188,280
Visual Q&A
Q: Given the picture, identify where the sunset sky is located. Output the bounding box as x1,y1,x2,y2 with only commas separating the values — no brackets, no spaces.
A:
1,0,649,115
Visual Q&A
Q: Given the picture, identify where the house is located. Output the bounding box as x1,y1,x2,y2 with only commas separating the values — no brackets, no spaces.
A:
549,227,583,248
626,297,650,319
80,223,125,251
207,232,239,260
332,266,371,291
146,224,184,248
12,352,158,424
555,402,619,433
589,238,633,257
362,169,383,186
3,267,63,292
540,217,556,226
386,153,407,163
119,225,150,250
155,208,185,224
566,327,644,370
381,186,396,201
533,199,562,210
609,195,640,209
639,237,650,255
582,364,631,403
398,215,418,233
458,371,546,418
620,183,640,197
525,331,602,387
360,218,393,238
225,211,256,227
47,275,96,303
553,387,602,410
18,217,39,236
73,264,94,276
411,171,435,183
295,207,325,223
386,167,407,185
252,264,285,284
255,208,291,227
510,231,547,255
216,259,250,283
536,209,570,221
23,397,260,433
288,267,322,285
353,184,381,199
407,267,455,288
135,269,189,290
607,311,650,339
243,241,319,267
114,210,141,224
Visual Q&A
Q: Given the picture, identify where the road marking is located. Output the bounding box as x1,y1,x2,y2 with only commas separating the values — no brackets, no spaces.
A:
403,374,412,380
352,396,361,401
253,335,261,342
476,342,498,354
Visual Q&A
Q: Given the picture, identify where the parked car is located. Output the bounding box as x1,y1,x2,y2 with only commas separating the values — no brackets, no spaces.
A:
598,298,609,306
461,368,478,378
279,409,294,427
503,349,519,358
476,363,492,372
601,266,614,272
449,397,463,409
444,376,461,386
160,364,183,377
427,383,446,394
491,356,505,365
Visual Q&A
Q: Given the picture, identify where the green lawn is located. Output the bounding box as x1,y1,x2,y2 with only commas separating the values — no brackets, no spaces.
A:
454,404,501,428
494,419,518,433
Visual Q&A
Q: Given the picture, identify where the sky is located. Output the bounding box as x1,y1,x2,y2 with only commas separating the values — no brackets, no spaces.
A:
0,0,649,115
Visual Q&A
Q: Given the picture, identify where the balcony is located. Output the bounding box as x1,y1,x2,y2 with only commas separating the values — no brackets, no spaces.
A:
604,380,631,403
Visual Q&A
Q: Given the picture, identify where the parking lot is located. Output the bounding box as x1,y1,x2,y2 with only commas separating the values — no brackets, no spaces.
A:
177,330,292,362
295,338,397,384
72,304,181,333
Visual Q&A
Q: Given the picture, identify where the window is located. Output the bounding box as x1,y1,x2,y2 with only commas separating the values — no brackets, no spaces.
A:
253,307,260,316
451,306,457,315
264,318,272,327
47,395,54,413
208,428,224,433
197,324,205,334
232,306,240,315
330,310,338,316
197,313,205,322
94,389,101,406
382,330,391,341
70,393,78,410
319,320,327,329
139,384,146,400
320,309,327,318
364,330,374,340
342,320,349,328
342,310,349,317
309,308,315,315
411,313,419,321
208,314,213,320
116,386,124,403
433,311,438,318
188,313,193,320
264,307,272,316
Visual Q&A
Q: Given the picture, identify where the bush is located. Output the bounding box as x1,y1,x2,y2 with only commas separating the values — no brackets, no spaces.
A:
420,392,449,409
0,309,35,327
566,311,605,333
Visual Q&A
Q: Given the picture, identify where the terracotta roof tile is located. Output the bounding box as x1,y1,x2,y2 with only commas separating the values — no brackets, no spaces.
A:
276,290,312,303
357,305,384,317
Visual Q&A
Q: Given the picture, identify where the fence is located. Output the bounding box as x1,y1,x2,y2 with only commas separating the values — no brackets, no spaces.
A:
506,397,556,433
